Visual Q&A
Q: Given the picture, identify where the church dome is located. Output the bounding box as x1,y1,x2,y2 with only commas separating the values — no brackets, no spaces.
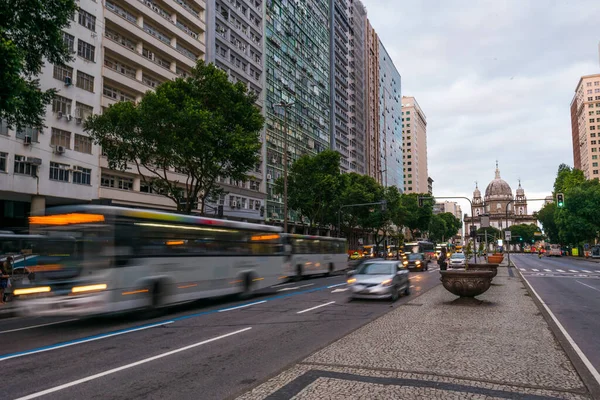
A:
484,164,513,200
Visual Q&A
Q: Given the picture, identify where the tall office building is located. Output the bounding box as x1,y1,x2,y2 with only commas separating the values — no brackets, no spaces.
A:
330,0,351,172
205,0,267,221
264,0,331,225
0,0,106,228
401,96,428,193
347,0,367,175
570,73,600,179
365,20,381,184
378,41,402,188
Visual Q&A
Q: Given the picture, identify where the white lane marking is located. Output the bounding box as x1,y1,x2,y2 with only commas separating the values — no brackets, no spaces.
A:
327,283,346,289
556,269,565,272
296,301,335,314
331,288,348,293
428,269,437,273
218,300,266,312
532,269,539,272
277,283,314,292
516,268,600,388
0,321,174,362
0,319,78,335
15,327,252,400
544,269,551,272
569,270,579,273
576,280,600,293
410,285,415,288
582,270,593,273
519,268,526,271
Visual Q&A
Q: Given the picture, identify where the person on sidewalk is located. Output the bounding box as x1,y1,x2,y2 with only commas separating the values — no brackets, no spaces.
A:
438,248,448,270
0,258,10,304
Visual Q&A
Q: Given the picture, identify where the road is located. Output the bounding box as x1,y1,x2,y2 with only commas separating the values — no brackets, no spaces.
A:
512,254,600,376
1,265,442,400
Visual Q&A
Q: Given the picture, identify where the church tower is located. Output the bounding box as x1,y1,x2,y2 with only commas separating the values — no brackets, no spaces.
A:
472,182,484,216
514,180,527,216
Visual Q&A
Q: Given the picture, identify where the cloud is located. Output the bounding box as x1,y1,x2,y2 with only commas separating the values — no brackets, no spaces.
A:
362,0,600,215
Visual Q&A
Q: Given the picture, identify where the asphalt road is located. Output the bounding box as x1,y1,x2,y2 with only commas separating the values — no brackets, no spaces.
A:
512,254,600,375
1,265,442,400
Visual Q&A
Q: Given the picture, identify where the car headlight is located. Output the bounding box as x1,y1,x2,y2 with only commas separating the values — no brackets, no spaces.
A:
381,279,392,286
403,261,408,265
416,260,421,264
347,278,357,284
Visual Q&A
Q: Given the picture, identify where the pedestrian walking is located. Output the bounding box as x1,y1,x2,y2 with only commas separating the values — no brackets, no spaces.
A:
438,248,448,271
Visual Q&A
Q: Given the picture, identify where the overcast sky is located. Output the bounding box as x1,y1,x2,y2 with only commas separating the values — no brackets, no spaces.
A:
362,0,600,216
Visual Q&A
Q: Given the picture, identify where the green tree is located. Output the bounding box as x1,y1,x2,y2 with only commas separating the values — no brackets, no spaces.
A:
438,212,462,240
337,173,383,238
553,164,586,194
427,214,447,243
401,193,433,239
275,150,342,230
85,61,263,214
0,0,78,129
509,224,540,244
556,179,600,244
537,203,559,243
477,226,501,241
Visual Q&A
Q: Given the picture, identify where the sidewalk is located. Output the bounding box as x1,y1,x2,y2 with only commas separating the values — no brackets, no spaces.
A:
237,266,594,399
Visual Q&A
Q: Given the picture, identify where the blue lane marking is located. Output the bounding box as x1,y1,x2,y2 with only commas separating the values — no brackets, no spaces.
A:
0,279,343,360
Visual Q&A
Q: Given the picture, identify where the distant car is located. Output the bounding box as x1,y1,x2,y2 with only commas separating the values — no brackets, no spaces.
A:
449,253,466,268
403,253,428,271
349,252,361,260
347,260,409,301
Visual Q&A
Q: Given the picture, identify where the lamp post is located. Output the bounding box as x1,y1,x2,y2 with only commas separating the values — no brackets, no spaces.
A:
273,101,294,233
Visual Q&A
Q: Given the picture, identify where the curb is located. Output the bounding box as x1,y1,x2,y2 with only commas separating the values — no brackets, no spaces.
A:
512,262,600,400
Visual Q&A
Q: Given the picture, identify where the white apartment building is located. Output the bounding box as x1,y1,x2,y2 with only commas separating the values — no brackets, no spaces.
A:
205,0,267,222
0,0,104,229
571,73,600,180
401,96,428,193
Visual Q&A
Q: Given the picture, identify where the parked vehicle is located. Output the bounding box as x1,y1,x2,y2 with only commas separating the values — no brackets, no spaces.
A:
347,260,409,301
449,253,466,268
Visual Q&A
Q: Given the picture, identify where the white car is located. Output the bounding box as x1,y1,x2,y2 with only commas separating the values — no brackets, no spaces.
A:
449,253,466,268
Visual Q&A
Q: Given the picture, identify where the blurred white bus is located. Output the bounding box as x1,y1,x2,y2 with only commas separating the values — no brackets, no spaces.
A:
283,234,348,279
15,205,286,317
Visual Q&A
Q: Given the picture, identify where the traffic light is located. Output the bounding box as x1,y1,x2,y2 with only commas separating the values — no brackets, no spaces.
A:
556,193,564,207
418,197,424,207
531,239,535,243
519,237,523,242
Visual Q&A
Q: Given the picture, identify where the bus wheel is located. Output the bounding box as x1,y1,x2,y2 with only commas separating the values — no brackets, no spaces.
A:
294,265,303,281
238,273,254,300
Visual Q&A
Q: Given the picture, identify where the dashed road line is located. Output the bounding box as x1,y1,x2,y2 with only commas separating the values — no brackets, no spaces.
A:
556,269,565,272
0,319,78,335
569,270,578,273
218,301,267,312
296,301,335,314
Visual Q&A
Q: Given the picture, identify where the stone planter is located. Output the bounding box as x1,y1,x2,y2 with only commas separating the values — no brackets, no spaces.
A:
487,254,504,264
440,270,494,298
466,263,499,278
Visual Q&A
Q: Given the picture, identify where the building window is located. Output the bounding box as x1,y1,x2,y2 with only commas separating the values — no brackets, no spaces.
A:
0,119,8,136
74,134,92,154
52,95,72,114
51,128,71,149
53,64,73,82
593,162,598,167
76,71,94,92
72,166,91,185
49,162,70,182
77,40,95,61
14,155,37,177
594,170,599,175
101,174,133,190
0,152,6,172
15,126,39,142
75,102,94,120
63,32,75,52
78,9,96,31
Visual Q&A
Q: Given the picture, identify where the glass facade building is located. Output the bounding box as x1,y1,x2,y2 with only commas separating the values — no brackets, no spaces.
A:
378,41,403,189
264,0,331,223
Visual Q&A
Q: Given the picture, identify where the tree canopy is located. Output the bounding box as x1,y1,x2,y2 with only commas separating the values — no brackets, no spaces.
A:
85,61,264,214
0,0,78,129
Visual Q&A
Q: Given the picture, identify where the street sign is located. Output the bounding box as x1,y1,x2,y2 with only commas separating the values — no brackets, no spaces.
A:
480,215,490,228
505,231,511,241
497,239,503,246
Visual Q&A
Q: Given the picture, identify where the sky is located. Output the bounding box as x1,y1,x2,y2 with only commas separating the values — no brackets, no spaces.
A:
362,0,600,217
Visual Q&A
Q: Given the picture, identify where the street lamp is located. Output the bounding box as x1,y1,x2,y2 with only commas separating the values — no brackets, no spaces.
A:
273,100,294,233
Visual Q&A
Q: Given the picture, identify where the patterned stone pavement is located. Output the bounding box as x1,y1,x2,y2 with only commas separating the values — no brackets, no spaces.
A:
237,266,593,400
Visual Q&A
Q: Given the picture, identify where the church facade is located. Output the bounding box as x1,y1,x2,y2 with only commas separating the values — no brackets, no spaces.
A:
464,164,538,236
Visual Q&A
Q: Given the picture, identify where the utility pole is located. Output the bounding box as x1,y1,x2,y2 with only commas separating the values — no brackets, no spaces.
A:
273,101,294,233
